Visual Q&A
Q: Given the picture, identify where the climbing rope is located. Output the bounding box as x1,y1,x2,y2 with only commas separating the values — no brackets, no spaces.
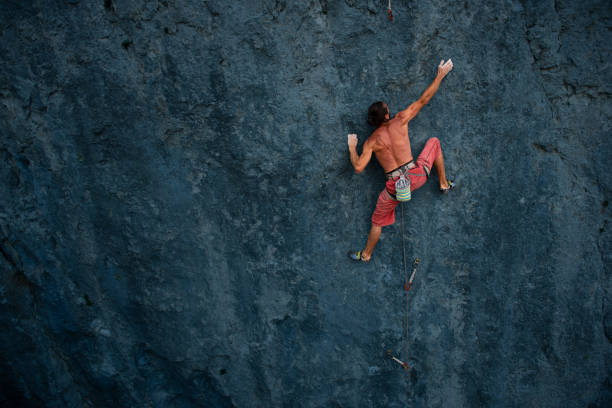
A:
387,204,418,373
400,202,419,370
401,202,407,288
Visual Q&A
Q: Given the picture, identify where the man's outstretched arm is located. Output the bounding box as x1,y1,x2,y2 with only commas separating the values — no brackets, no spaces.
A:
348,133,373,174
398,59,453,125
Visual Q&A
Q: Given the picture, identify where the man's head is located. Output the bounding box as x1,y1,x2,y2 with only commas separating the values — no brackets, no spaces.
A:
367,101,389,127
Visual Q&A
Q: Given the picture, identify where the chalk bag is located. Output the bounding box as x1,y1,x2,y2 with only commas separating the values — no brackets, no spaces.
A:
395,175,411,201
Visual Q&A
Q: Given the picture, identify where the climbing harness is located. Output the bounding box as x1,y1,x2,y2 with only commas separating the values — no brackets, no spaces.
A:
387,0,394,21
385,161,415,201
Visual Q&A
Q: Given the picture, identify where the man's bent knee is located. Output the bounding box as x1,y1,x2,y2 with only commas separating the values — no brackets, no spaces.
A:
428,137,440,147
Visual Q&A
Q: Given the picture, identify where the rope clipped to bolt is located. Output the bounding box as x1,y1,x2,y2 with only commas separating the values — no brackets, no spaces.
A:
386,205,418,372
390,203,419,372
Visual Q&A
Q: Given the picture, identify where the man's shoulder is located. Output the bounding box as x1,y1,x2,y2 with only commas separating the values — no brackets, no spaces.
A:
370,126,388,137
366,129,389,152
394,111,407,121
366,129,382,143
368,128,380,138
389,115,409,128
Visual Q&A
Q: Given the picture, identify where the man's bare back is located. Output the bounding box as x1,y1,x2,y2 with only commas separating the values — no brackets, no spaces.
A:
369,118,414,173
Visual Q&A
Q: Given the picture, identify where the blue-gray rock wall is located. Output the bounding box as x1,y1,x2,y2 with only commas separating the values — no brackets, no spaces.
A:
1,0,610,407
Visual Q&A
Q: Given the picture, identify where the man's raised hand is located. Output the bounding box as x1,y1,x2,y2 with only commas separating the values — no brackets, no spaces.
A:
348,133,358,148
437,59,453,79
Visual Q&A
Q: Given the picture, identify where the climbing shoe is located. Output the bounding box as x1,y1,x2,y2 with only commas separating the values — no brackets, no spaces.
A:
348,250,370,263
440,180,455,194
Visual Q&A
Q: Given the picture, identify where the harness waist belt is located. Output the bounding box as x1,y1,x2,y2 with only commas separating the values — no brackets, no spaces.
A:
385,160,416,179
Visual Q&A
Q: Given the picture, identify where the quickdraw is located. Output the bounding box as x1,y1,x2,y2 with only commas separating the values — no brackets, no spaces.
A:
387,349,409,370
404,258,419,292
387,0,394,21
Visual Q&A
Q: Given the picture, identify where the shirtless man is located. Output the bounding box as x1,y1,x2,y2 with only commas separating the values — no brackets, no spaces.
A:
348,59,455,262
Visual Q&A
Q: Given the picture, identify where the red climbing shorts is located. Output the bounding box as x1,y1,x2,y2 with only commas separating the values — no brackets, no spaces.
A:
371,137,441,227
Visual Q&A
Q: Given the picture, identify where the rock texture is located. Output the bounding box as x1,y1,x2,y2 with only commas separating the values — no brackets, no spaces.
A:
1,0,610,407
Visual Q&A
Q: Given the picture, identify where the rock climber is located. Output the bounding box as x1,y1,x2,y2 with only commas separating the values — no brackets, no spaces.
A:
347,59,455,262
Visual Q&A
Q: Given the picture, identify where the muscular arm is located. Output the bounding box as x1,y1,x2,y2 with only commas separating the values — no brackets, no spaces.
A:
398,59,453,125
348,134,374,174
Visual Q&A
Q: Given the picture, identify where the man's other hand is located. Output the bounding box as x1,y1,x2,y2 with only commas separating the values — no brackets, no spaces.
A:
348,133,358,148
437,59,453,78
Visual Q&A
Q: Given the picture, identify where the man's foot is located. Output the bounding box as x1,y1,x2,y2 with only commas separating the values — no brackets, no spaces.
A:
348,250,371,263
440,180,455,194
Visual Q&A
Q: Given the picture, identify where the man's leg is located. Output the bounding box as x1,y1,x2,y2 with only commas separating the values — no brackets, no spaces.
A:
433,150,450,190
350,187,397,262
361,224,382,261
418,137,451,190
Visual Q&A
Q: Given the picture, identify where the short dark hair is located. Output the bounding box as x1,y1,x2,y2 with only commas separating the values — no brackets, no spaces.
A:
368,101,388,127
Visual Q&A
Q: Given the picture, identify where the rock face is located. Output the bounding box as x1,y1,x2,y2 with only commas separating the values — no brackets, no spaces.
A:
1,0,610,407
